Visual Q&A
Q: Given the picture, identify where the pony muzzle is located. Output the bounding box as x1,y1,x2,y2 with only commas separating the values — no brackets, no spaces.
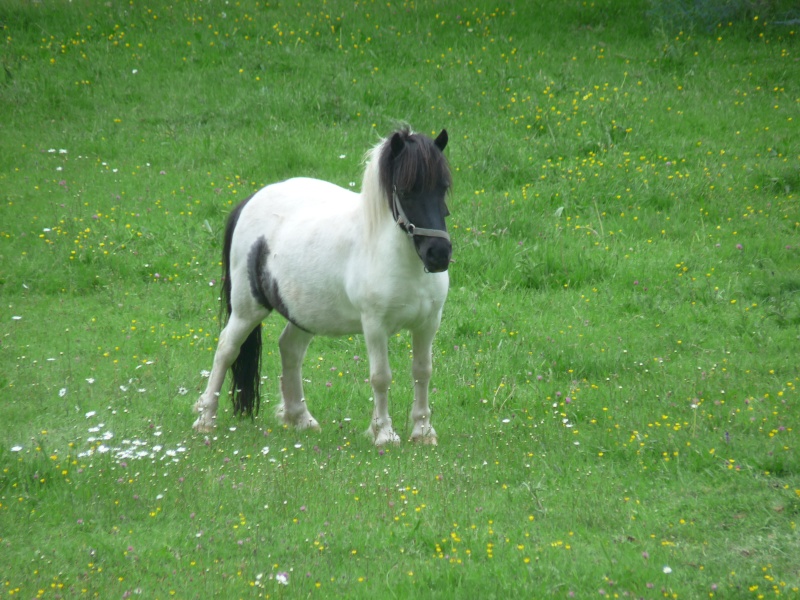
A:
417,236,452,273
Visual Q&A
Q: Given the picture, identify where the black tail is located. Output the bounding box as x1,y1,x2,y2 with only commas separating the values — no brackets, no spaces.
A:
221,195,261,417
231,324,262,416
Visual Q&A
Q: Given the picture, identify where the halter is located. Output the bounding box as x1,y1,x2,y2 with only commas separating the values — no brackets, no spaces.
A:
391,186,451,241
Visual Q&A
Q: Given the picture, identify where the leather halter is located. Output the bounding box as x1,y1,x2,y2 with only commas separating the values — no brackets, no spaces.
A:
391,186,451,241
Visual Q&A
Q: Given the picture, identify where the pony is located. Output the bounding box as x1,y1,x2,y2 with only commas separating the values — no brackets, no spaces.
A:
192,127,452,445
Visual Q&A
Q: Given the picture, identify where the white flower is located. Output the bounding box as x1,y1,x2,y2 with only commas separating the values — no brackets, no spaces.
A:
200,370,211,378
275,573,289,586
12,316,22,320
178,387,188,396
85,411,96,418
59,388,67,397
86,378,95,384
261,446,270,455
11,445,23,452
663,566,672,574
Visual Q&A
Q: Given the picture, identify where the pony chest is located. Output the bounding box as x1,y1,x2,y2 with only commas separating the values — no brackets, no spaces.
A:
357,273,448,330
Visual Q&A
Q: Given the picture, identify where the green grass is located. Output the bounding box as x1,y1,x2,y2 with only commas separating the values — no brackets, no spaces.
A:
1,0,798,598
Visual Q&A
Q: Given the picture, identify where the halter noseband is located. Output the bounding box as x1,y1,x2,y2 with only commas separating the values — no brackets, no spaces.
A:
391,186,451,241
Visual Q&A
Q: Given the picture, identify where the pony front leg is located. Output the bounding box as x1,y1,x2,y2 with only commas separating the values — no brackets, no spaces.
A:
364,325,400,445
409,326,438,445
276,323,320,431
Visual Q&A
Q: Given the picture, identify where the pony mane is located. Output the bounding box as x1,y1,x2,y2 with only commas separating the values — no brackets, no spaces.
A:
361,127,451,239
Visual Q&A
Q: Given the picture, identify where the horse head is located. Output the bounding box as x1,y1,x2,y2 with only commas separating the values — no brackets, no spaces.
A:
381,129,452,273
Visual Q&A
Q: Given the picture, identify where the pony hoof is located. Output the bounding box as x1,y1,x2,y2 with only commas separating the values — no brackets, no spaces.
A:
277,403,321,432
410,424,438,445
193,402,217,431
411,434,438,446
374,429,401,446
192,417,215,433
297,417,322,432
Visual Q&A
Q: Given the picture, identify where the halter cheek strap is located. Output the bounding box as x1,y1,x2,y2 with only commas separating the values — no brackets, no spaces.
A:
392,187,451,241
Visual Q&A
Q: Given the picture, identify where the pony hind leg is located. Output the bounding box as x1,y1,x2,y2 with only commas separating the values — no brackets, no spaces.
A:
409,325,439,445
193,310,268,432
276,322,320,431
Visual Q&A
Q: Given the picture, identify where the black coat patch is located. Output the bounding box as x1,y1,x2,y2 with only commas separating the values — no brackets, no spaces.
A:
247,236,309,331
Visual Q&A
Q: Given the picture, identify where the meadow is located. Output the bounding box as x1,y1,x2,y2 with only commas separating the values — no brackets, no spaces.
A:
1,0,798,597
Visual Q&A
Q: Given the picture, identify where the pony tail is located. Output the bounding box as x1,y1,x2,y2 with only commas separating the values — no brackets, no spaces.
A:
231,324,262,416
221,194,261,417
220,197,251,322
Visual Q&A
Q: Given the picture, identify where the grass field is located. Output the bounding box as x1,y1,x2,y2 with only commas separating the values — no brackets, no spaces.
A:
1,0,799,597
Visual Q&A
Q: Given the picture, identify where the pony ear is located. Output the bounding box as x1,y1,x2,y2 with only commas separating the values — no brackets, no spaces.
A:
390,132,406,158
434,129,448,152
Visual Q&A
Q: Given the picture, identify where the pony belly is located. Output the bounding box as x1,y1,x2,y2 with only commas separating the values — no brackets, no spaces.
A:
248,253,364,335
278,279,364,335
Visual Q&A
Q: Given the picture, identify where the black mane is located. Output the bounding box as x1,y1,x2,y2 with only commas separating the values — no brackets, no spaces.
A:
377,128,452,208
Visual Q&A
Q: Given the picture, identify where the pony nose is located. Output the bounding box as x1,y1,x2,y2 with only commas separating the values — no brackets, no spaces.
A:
424,239,452,273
